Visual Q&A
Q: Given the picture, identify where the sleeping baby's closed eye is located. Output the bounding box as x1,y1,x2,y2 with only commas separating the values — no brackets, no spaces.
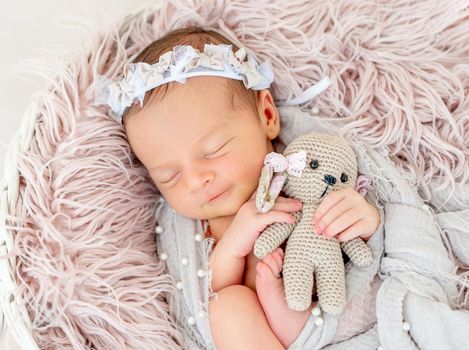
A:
204,137,234,158
157,137,235,185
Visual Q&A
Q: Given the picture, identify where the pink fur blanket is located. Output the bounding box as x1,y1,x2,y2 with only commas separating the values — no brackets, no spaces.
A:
5,0,469,348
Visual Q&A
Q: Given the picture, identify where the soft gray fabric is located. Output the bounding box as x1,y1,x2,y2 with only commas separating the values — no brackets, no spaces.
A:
155,106,469,349
155,199,216,350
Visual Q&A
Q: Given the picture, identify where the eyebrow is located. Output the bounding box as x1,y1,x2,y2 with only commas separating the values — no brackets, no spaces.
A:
150,124,229,171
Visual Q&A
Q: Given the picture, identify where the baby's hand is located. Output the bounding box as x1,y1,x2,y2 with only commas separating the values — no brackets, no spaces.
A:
312,187,380,242
220,192,302,259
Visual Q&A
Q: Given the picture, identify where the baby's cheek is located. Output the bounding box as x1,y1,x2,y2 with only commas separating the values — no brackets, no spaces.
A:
237,154,265,198
160,190,201,218
149,174,160,189
223,156,243,175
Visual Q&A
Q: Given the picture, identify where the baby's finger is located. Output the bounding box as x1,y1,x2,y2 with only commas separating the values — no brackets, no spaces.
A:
312,188,348,223
276,196,301,202
323,209,361,238
256,210,297,229
336,220,366,242
313,199,352,234
271,199,302,212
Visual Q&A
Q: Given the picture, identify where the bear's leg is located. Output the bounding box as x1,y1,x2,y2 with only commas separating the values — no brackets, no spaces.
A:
282,247,315,312
316,259,346,315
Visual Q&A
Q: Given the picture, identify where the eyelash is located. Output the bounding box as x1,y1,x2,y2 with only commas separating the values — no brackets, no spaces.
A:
204,143,228,159
159,142,229,184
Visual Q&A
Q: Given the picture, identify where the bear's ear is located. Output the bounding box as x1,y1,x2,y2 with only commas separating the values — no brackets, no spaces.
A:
355,174,373,197
255,164,287,213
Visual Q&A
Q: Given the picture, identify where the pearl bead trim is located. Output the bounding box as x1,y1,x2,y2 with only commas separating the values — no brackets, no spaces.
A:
155,215,210,328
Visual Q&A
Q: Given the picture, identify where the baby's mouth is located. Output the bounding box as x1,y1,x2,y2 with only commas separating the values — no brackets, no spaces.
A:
320,185,329,198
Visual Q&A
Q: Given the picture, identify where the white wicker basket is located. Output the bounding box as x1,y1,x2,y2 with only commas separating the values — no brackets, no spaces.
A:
1,102,41,349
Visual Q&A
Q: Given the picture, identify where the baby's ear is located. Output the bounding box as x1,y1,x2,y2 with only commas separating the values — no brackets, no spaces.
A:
255,164,287,213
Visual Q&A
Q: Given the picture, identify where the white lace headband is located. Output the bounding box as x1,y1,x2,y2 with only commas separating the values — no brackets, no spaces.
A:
94,43,331,122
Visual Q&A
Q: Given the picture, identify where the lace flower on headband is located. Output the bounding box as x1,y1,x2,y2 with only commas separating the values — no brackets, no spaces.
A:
94,43,274,122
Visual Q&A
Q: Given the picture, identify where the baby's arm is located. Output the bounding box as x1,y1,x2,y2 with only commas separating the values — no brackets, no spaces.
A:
208,239,245,293
208,194,301,292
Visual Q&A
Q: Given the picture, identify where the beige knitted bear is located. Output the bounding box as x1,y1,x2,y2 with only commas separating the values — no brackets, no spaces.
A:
254,132,373,315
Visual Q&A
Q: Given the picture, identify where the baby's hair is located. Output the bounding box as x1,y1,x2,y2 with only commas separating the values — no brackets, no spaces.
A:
122,26,261,127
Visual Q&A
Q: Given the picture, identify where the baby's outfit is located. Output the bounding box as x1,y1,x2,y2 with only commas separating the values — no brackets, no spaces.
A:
155,194,384,349
155,200,217,349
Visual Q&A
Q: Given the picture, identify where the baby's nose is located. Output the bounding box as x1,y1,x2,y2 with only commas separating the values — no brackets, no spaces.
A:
323,174,336,185
190,170,215,191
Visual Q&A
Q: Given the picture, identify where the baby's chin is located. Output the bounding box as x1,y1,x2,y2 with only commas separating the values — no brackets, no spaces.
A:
175,205,236,221
163,199,237,220
198,190,246,219
196,200,236,219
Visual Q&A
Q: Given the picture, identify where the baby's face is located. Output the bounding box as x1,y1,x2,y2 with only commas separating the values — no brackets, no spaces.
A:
125,76,278,220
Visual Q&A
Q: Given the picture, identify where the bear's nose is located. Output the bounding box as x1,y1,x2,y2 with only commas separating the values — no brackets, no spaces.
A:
324,174,336,185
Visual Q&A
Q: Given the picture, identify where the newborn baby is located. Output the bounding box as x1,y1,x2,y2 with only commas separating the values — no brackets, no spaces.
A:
106,26,381,349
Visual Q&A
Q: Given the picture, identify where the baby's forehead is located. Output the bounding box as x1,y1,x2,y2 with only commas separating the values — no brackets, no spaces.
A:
159,75,233,100
129,76,255,148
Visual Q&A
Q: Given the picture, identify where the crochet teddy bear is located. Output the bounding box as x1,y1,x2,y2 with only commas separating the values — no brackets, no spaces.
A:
254,132,373,315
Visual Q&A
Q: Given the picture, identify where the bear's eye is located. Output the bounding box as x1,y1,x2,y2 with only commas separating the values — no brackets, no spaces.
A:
340,173,348,183
310,159,319,169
